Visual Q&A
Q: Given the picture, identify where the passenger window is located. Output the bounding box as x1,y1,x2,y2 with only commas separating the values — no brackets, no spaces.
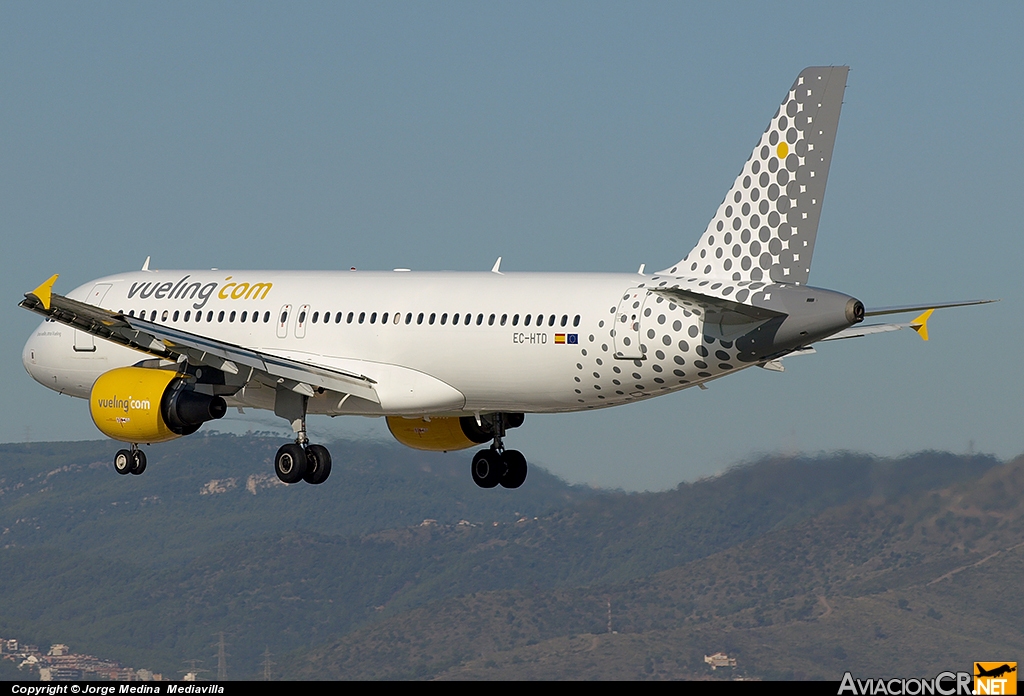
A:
312,311,319,323
560,314,568,327
428,313,435,325
405,313,412,324
512,314,519,326
129,310,135,317
184,310,191,321
280,311,288,325
573,314,580,327
440,313,448,325
417,313,424,325
347,312,354,324
370,312,377,324
464,313,471,325
240,311,248,322
476,314,483,325
452,313,460,325
382,312,389,324
358,312,365,324
229,311,236,322
488,314,495,326
335,312,343,323
298,311,306,324
500,314,507,326
173,310,180,322
263,311,271,323
151,310,158,321
524,314,532,326
218,311,225,323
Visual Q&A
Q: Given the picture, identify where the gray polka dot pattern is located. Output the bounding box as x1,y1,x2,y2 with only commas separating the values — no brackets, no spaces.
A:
661,67,848,286
566,68,849,410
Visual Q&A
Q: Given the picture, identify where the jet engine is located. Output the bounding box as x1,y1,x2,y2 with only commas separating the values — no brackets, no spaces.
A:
386,416,490,452
89,366,227,443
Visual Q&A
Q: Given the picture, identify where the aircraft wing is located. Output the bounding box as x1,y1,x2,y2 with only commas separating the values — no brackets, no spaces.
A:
19,275,380,403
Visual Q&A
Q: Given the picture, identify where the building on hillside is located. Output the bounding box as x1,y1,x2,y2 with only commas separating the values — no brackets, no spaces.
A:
704,652,737,670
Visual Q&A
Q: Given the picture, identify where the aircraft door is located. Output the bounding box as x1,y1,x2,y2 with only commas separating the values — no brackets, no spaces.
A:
295,304,310,339
74,283,111,352
613,287,648,360
276,304,292,339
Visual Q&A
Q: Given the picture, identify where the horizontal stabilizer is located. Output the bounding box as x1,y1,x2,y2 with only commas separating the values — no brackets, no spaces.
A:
650,286,784,341
863,299,996,317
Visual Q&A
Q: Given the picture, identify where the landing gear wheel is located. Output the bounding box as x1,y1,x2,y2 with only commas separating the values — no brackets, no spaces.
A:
500,450,528,489
303,444,332,485
471,449,504,489
114,450,133,475
130,449,147,475
275,443,308,484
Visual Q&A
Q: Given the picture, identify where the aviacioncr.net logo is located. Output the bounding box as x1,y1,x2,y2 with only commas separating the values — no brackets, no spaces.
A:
839,672,973,695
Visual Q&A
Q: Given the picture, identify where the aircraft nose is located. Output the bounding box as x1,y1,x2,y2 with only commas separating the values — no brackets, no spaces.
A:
22,320,62,388
23,325,44,381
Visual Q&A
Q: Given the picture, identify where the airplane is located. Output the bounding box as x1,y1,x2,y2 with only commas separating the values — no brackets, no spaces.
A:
18,66,993,490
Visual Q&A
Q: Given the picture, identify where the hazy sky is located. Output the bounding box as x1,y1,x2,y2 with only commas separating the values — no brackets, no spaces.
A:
3,2,1021,490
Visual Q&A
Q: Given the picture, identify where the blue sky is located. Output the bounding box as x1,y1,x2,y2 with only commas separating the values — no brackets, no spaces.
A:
3,2,1021,490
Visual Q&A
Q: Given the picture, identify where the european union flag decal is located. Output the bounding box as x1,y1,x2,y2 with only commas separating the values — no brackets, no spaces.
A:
567,334,578,344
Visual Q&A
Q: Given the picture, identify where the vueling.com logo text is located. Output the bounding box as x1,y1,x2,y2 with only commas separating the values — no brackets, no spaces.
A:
127,275,272,311
96,396,151,414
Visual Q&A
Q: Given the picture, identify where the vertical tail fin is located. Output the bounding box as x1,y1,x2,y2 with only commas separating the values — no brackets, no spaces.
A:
662,66,848,285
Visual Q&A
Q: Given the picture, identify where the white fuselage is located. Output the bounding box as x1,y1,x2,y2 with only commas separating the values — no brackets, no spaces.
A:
23,269,748,418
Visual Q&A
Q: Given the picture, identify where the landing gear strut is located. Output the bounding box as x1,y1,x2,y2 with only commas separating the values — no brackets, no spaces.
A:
471,414,528,489
273,392,332,485
114,445,147,476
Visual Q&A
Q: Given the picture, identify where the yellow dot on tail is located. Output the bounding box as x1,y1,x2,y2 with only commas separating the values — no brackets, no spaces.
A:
777,141,789,158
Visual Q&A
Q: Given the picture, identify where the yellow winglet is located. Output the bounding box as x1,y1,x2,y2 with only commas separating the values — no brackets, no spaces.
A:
28,274,59,311
910,308,934,341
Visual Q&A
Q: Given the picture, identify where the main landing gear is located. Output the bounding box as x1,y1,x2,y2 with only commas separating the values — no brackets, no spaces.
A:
273,411,332,486
471,414,528,489
114,445,147,476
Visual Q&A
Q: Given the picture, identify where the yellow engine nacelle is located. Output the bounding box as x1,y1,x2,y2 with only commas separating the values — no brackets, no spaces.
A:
90,366,227,444
386,416,491,452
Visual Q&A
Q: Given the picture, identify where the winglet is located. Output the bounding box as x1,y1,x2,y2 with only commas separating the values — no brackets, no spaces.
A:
491,257,502,274
910,309,934,341
28,274,59,311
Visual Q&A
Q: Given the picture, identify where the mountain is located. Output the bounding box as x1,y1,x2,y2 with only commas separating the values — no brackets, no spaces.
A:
0,435,1014,679
284,456,1024,680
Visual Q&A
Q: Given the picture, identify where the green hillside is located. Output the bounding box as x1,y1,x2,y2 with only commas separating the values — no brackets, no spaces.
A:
0,435,1015,679
285,457,1024,680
